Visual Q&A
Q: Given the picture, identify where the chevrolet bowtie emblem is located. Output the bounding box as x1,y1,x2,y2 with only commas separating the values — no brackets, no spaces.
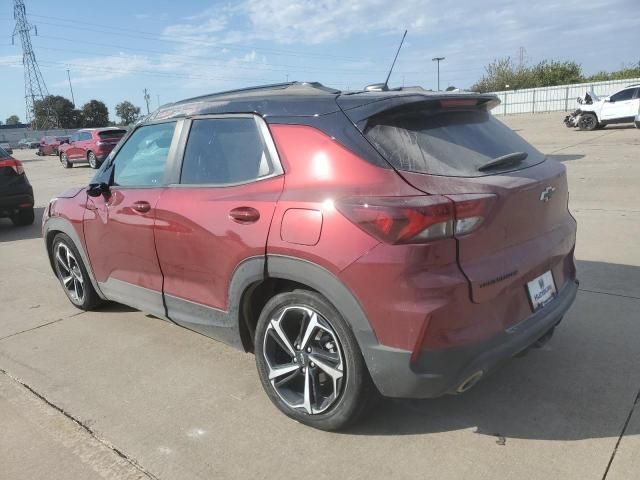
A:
540,186,556,202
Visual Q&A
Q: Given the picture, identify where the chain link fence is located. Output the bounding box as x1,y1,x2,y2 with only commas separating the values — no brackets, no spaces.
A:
490,77,640,115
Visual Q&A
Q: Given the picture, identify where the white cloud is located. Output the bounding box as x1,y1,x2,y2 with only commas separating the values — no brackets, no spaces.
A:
0,55,22,68
52,53,152,86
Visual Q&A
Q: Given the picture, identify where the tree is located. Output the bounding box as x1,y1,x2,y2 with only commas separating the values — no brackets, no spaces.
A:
472,58,583,92
115,101,141,125
33,95,81,128
81,100,109,128
6,115,20,125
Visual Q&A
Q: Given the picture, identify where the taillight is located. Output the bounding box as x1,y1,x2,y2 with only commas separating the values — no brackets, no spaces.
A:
0,158,24,175
446,193,496,235
337,194,495,244
336,196,454,244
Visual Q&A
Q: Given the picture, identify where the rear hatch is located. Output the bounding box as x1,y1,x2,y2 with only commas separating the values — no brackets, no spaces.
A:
339,93,576,305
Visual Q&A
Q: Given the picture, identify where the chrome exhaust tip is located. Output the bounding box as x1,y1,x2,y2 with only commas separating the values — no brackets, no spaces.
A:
456,371,484,393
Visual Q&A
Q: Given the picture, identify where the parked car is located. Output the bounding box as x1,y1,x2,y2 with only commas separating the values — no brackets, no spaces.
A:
0,142,13,155
38,135,71,156
566,84,640,130
16,138,39,149
43,82,578,430
58,128,126,169
0,145,34,226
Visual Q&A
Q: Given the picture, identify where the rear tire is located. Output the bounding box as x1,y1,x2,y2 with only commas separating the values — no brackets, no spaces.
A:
60,153,72,168
10,207,34,226
51,233,102,311
88,151,98,169
578,113,598,131
254,289,377,431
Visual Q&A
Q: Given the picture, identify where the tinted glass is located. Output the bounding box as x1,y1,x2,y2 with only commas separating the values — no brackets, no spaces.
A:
113,122,176,187
364,109,544,177
610,89,634,102
99,129,126,139
81,132,92,141
0,146,8,158
180,118,275,185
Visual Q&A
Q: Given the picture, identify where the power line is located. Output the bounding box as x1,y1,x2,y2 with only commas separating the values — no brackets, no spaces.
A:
24,13,363,61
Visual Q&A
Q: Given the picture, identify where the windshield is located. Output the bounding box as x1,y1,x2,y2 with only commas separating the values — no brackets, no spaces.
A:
364,109,545,177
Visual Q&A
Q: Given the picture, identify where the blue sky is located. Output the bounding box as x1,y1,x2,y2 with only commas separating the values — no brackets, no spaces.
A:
1,0,639,123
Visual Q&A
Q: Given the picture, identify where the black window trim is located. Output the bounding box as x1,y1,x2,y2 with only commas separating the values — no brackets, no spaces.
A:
100,118,185,190
166,113,284,189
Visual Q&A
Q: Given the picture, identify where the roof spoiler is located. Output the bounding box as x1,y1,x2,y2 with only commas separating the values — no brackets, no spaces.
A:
337,93,501,131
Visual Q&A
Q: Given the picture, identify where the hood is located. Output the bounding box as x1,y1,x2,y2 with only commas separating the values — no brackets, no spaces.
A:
56,186,85,198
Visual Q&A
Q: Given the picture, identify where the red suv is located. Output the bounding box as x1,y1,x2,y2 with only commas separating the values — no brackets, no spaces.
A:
38,135,70,156
43,82,578,430
58,128,126,169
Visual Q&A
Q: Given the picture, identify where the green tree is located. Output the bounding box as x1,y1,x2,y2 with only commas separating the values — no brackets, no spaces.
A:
472,58,583,92
81,100,109,127
6,115,20,125
33,95,81,128
115,100,141,125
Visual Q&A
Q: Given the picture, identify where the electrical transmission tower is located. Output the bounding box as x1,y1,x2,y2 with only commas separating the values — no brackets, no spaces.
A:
12,0,58,129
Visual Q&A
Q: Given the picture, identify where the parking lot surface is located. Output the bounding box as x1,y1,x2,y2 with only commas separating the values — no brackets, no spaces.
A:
1,113,639,479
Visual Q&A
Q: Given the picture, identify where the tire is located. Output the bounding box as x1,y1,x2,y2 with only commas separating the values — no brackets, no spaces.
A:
635,121,640,129
60,153,72,168
51,233,102,311
10,207,34,226
578,113,598,131
254,289,377,431
88,151,98,169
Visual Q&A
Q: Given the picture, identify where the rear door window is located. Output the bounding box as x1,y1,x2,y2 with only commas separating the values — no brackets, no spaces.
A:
180,117,278,185
364,109,544,177
610,89,635,102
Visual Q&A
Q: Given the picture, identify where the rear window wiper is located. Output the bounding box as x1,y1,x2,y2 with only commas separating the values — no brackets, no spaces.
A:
478,152,528,172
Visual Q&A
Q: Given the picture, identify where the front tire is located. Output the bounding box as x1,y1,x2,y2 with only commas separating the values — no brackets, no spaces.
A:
60,153,72,168
11,207,34,226
51,233,102,310
88,151,98,169
254,290,376,431
578,113,598,131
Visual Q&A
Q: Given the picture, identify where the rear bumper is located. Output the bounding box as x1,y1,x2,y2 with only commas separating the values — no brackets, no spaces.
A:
365,278,578,398
0,187,34,217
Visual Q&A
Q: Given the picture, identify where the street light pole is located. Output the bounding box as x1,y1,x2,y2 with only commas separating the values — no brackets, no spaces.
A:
432,56,445,91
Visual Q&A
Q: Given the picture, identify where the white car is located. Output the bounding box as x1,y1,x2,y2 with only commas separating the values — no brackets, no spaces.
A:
574,84,640,130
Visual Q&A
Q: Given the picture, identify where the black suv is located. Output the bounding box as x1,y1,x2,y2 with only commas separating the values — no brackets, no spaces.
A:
0,146,34,226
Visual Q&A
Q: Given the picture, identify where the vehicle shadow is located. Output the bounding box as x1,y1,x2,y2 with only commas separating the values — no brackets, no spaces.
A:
548,154,585,162
0,207,45,243
347,259,640,441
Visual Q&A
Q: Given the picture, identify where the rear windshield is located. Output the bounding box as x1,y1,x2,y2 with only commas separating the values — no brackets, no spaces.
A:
364,109,544,177
99,130,126,139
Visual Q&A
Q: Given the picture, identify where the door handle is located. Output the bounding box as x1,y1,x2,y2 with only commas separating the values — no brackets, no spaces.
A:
229,206,260,224
132,201,151,213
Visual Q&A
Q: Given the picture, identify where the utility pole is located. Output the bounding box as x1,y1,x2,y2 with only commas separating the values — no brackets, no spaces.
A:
66,69,75,106
432,57,445,91
12,0,57,129
143,88,150,114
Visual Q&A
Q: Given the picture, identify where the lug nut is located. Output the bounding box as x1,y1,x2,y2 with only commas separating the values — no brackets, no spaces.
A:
307,347,312,353
310,362,315,368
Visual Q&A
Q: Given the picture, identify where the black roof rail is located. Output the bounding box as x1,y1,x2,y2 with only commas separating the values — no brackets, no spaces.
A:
172,81,340,106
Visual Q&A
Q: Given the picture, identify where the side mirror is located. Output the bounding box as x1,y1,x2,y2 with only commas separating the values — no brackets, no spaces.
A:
87,182,110,198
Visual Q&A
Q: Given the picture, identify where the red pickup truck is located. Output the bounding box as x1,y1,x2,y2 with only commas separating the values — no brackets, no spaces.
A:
58,127,126,169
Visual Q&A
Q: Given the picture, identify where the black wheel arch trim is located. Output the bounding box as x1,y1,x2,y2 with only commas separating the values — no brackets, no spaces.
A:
43,216,107,300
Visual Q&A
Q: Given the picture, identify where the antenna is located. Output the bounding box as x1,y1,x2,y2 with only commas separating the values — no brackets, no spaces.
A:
383,30,407,90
